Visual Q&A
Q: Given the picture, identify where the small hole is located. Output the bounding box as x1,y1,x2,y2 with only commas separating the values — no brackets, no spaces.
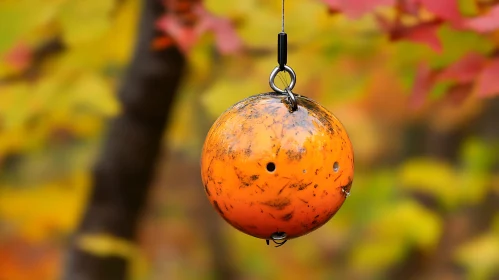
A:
333,162,340,172
266,162,276,172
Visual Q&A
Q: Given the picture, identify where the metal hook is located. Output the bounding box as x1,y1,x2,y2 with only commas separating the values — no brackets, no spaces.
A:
285,87,298,112
266,231,288,247
269,65,298,112
269,65,296,94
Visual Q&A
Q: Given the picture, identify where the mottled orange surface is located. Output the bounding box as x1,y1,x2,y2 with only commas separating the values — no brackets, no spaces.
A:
201,92,354,240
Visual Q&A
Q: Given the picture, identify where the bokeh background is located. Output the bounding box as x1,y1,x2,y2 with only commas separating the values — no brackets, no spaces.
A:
1,0,499,279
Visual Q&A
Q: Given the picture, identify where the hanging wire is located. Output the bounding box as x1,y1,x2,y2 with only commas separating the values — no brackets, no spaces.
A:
279,0,290,90
282,0,285,33
278,71,289,89
269,0,297,112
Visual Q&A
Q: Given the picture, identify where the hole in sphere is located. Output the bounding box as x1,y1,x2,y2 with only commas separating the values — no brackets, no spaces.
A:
333,162,340,172
266,162,276,172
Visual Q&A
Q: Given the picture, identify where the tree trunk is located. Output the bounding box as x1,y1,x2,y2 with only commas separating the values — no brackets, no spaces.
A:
63,0,185,278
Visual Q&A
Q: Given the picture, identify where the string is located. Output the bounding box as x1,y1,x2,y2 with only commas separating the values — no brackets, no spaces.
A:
278,72,289,89
282,0,285,32
279,0,289,89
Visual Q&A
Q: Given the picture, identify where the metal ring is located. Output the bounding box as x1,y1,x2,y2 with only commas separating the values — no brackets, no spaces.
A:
269,65,296,93
285,87,298,111
271,231,287,240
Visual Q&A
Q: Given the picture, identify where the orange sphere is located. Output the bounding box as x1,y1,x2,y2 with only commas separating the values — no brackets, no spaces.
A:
201,93,354,240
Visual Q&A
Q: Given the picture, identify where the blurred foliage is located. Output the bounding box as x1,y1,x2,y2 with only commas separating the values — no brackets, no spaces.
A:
1,0,499,279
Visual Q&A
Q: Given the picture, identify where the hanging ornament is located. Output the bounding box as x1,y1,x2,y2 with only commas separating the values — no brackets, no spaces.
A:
200,0,354,247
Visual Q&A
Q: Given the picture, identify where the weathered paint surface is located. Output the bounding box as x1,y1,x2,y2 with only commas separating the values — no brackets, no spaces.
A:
201,92,354,240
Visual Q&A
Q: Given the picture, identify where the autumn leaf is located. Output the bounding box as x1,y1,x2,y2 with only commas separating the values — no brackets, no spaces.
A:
399,22,442,52
322,0,395,19
156,14,197,53
2,42,32,72
57,0,115,45
157,2,242,54
474,58,499,97
409,63,435,109
399,158,461,207
443,84,473,106
417,0,463,24
464,5,499,33
208,16,243,54
397,0,419,15
455,232,499,280
323,0,341,14
437,52,487,83
376,15,443,52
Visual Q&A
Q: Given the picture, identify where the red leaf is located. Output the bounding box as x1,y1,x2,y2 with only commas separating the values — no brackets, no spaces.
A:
324,0,341,14
418,0,463,24
212,20,243,54
323,0,395,18
464,5,499,33
195,5,243,54
403,23,442,52
387,20,442,52
438,53,487,83
474,58,499,97
3,42,32,71
157,14,198,53
323,0,340,12
156,3,242,54
410,63,435,109
398,0,420,16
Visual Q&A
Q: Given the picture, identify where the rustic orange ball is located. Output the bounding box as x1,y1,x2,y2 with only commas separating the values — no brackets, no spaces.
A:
201,92,354,240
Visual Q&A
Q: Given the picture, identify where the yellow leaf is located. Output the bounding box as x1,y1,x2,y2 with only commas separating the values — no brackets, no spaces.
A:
50,0,137,74
58,0,115,45
77,233,137,259
350,200,441,273
0,0,56,53
371,200,442,249
70,72,120,116
0,172,90,242
350,239,406,273
201,78,261,119
88,0,139,66
399,158,460,208
455,233,499,280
